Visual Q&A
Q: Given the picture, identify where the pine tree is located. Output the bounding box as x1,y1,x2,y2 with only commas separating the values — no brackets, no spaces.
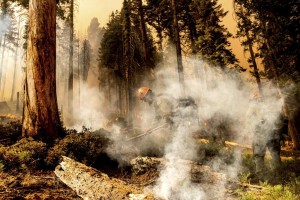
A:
190,0,239,68
233,2,262,94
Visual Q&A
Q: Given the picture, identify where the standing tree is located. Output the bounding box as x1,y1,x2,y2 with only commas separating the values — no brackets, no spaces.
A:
99,11,125,113
171,0,184,85
22,0,64,141
234,3,262,95
123,0,134,125
80,39,91,82
236,0,300,149
67,0,74,115
134,0,152,72
190,0,239,68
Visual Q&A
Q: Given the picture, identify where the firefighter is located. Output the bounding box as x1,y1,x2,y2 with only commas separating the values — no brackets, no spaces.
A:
249,93,287,177
136,87,177,130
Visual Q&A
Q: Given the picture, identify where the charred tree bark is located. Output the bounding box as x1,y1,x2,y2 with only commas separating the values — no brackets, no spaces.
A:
22,0,64,141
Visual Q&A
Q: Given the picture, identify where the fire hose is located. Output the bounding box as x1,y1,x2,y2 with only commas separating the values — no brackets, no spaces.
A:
126,123,168,142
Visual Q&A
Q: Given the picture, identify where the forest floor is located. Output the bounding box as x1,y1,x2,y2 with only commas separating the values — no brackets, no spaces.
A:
0,114,299,199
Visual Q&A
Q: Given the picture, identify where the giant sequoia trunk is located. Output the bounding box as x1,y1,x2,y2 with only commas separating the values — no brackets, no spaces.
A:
22,0,64,141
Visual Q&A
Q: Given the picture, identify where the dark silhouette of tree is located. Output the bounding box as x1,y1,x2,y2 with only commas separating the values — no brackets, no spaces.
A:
234,0,300,149
80,39,91,82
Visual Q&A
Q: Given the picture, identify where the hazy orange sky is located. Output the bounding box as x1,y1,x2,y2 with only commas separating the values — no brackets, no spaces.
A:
77,0,249,70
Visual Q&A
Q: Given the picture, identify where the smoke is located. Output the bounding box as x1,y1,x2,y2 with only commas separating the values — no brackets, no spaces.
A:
0,15,10,37
0,14,25,102
63,83,108,131
56,38,288,198
134,48,285,199
153,123,206,200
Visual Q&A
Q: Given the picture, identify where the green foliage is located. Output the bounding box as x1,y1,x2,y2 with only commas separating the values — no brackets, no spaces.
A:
234,0,300,83
239,177,300,200
240,153,255,173
45,130,110,168
99,11,123,71
0,138,47,170
190,0,239,68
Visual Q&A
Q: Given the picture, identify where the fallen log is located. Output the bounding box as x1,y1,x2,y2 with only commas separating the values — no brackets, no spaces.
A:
54,156,154,200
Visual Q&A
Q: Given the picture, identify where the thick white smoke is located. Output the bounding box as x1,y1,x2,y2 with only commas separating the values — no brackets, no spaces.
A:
56,37,286,198
141,49,285,199
64,83,108,131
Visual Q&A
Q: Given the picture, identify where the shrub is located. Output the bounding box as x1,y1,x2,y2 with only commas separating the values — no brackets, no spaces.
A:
45,130,110,168
0,138,47,170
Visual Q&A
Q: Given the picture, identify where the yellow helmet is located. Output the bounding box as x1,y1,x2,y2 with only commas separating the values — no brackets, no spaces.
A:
136,87,150,100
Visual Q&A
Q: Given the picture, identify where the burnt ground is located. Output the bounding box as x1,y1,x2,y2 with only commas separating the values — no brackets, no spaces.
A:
0,114,299,199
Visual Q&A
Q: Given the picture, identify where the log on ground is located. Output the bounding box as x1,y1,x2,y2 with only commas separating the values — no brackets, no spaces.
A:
54,156,154,200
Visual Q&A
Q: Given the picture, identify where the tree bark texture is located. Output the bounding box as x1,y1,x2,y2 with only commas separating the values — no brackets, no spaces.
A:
55,156,154,200
22,0,63,141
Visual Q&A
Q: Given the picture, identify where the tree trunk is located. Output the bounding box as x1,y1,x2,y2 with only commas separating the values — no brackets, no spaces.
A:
171,0,184,86
22,0,64,141
0,37,6,92
11,22,21,102
68,0,74,116
262,21,300,149
0,54,8,99
123,0,133,126
118,80,122,113
137,0,151,72
246,31,263,96
189,23,200,79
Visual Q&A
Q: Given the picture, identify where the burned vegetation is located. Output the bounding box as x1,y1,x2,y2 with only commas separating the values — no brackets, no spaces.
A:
0,113,299,199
